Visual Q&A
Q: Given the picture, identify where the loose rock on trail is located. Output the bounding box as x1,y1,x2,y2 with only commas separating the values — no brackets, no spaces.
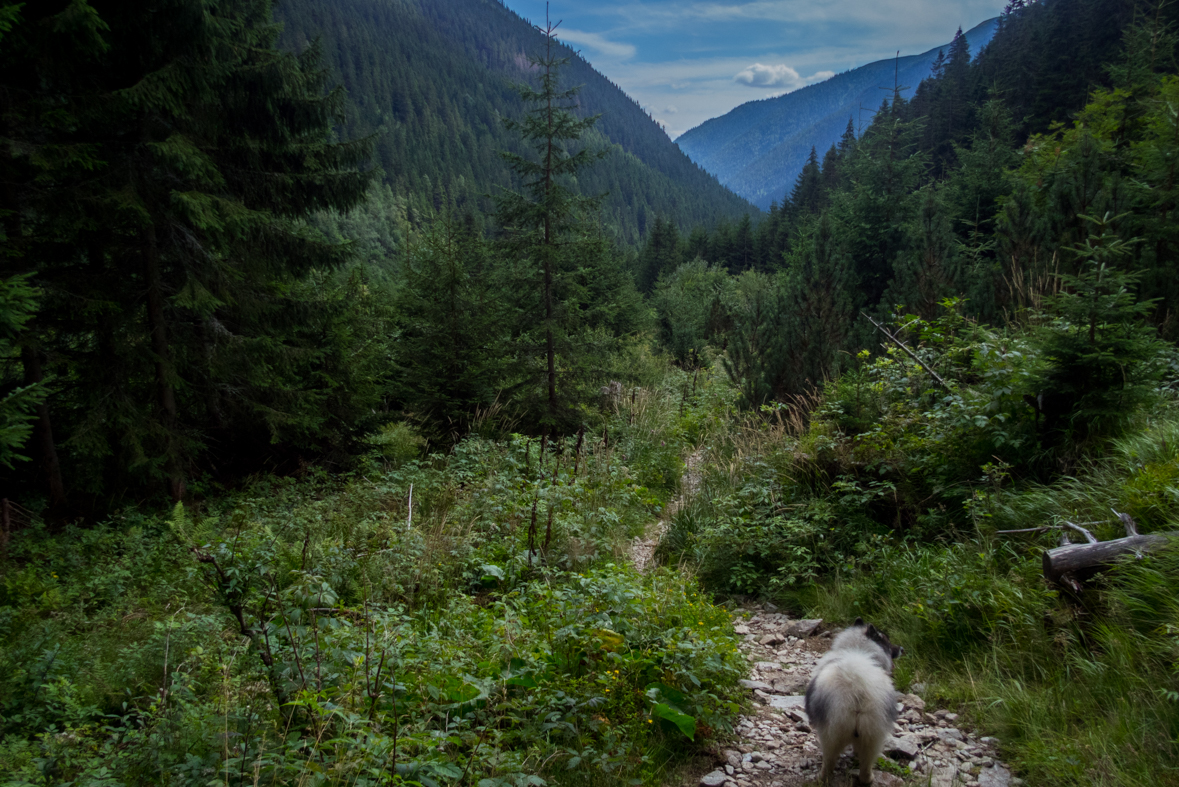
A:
686,605,1021,787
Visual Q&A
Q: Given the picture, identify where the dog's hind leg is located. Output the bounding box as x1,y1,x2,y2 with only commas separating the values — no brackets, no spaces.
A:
817,729,845,784
850,733,883,785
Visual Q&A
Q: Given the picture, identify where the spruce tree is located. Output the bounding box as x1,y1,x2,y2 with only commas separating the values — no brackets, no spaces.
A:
779,214,854,393
731,214,755,272
821,144,841,192
0,274,43,469
930,48,948,80
839,117,857,153
1033,213,1165,450
1,0,374,502
836,93,926,310
722,272,787,407
884,185,955,319
789,147,825,219
495,11,609,432
637,215,683,293
395,214,511,438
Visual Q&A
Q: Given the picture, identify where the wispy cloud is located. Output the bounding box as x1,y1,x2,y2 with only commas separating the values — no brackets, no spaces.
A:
506,0,1006,138
557,28,636,60
734,63,833,89
609,0,994,26
603,0,1003,50
734,63,797,87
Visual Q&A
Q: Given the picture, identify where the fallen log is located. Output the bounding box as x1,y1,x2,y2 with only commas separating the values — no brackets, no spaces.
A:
1042,533,1177,583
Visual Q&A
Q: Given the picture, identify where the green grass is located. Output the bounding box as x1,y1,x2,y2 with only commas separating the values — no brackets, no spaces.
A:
0,387,745,787
659,319,1179,786
6,328,1179,786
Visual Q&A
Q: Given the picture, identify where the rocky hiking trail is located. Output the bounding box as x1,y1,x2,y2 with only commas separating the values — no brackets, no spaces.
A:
631,451,1019,786
683,606,1021,787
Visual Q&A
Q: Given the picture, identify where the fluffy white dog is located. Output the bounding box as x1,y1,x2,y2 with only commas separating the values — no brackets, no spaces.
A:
804,618,903,784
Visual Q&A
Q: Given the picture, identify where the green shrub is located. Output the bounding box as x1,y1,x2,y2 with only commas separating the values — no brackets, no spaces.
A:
0,415,742,786
367,421,428,466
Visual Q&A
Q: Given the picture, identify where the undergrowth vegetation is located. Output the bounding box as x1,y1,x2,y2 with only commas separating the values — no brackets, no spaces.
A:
0,377,746,787
6,298,1179,786
661,301,1179,786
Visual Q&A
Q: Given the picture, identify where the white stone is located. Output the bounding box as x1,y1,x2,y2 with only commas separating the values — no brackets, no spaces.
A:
767,694,805,711
931,764,959,787
978,764,1013,787
884,734,921,759
699,771,728,787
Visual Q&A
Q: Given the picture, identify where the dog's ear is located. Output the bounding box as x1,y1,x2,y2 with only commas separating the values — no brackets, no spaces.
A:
892,645,904,659
866,624,877,637
854,617,865,627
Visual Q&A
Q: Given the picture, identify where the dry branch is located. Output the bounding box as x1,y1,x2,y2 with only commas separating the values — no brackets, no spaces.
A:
861,313,951,391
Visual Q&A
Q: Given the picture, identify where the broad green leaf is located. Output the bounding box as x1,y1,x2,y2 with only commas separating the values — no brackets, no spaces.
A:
652,702,696,740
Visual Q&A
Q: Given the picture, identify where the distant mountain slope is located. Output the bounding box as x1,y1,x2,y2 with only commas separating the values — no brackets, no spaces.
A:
275,0,755,243
677,17,999,210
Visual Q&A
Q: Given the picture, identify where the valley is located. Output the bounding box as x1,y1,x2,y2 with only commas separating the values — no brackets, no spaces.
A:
3,0,1179,785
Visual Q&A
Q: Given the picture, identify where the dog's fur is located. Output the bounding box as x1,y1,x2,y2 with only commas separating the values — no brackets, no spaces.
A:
804,618,903,785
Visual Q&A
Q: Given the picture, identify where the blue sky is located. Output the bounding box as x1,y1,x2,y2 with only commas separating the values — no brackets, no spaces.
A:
499,0,1009,138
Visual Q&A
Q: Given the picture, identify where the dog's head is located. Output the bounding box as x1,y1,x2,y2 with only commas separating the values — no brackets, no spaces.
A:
854,617,904,661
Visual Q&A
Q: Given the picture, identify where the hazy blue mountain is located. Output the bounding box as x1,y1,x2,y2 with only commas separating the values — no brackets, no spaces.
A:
677,17,1000,209
276,0,755,244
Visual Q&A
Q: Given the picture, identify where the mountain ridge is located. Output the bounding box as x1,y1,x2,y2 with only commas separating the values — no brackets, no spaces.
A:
677,17,1000,209
275,0,756,244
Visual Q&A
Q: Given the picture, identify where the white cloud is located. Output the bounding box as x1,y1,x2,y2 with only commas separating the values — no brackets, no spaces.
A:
664,105,680,114
509,0,1008,137
557,28,636,60
734,63,801,87
734,64,835,89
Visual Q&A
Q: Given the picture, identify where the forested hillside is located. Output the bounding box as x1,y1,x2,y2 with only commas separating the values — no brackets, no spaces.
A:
275,0,755,247
676,17,998,209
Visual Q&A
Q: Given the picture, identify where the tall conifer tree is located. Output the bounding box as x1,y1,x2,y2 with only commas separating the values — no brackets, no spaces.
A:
496,10,619,432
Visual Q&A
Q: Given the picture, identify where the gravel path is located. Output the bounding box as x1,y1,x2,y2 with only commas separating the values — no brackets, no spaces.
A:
686,605,1021,787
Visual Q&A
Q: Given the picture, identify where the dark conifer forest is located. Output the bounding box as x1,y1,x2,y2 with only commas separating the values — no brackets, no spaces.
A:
275,0,754,247
5,0,1179,785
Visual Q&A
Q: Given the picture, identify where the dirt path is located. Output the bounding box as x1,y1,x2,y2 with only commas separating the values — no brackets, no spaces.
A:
632,452,1020,786
629,449,704,572
685,605,1021,787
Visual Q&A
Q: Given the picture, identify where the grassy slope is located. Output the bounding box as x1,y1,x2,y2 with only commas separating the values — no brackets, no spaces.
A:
0,355,746,786
663,320,1179,786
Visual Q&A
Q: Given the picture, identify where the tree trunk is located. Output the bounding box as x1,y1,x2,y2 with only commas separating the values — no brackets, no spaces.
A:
20,343,65,509
544,247,556,427
1042,533,1177,582
199,317,227,430
143,223,185,501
